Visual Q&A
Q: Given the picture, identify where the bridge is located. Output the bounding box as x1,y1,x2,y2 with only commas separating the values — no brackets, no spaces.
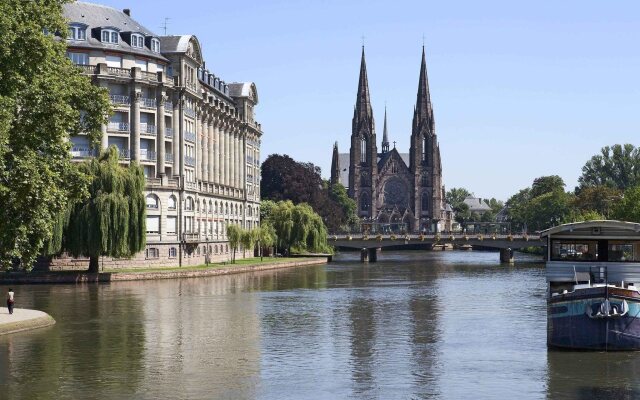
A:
328,233,543,263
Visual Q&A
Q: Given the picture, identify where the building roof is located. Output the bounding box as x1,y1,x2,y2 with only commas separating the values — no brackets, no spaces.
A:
337,152,410,188
228,82,259,103
63,2,168,62
540,220,640,238
463,196,492,212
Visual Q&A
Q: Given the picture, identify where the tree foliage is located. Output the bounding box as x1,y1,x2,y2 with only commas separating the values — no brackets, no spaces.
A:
261,154,354,231
58,147,145,272
256,222,276,261
226,224,242,263
0,0,110,269
445,187,471,208
578,144,640,190
612,186,640,223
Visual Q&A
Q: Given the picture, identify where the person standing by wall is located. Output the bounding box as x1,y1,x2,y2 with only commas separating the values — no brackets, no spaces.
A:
7,288,14,315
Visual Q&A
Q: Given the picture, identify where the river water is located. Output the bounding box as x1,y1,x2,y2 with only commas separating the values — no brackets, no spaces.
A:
1,251,640,399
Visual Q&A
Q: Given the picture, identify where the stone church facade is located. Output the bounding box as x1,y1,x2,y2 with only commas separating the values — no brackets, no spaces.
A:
331,48,453,233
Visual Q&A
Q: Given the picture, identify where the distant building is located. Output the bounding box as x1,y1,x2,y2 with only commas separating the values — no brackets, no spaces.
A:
330,47,452,233
462,196,492,216
52,2,262,268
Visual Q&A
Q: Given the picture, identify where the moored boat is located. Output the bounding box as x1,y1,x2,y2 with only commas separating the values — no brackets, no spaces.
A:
541,220,640,350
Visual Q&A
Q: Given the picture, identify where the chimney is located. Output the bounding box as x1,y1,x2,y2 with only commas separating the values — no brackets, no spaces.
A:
123,9,130,16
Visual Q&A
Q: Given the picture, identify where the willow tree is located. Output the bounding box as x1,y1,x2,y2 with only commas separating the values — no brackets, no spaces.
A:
240,228,258,258
264,200,330,254
63,147,145,272
0,1,110,269
226,224,242,263
257,222,276,261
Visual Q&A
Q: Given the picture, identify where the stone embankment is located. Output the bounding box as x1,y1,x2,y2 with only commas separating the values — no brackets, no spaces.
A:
0,257,328,284
0,309,56,335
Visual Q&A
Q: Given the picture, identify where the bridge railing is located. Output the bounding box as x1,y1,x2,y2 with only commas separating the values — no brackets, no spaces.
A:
328,233,541,243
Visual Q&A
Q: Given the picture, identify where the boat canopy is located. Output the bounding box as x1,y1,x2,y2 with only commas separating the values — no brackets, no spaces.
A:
540,220,640,239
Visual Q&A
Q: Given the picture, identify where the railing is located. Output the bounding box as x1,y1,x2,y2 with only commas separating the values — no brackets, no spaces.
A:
106,66,131,78
109,94,130,105
165,128,173,138
77,64,96,74
71,147,97,158
185,81,197,91
139,70,158,82
140,150,156,161
328,233,541,242
185,155,196,166
184,131,196,142
140,123,156,136
146,177,161,186
184,108,196,118
141,97,156,108
107,122,129,132
182,233,200,242
165,153,174,163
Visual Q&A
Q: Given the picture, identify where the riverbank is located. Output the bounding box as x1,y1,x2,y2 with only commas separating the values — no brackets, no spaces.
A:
0,309,56,335
0,257,329,284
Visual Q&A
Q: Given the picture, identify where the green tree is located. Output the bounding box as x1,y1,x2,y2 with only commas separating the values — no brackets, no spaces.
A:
328,182,358,227
573,185,622,218
445,187,471,208
61,148,145,272
530,175,565,198
612,186,640,223
522,190,573,231
0,0,110,269
256,222,276,261
226,224,242,263
240,228,257,258
578,144,640,190
264,200,331,254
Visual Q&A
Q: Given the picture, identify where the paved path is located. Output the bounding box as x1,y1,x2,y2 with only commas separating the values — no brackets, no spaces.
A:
0,308,56,335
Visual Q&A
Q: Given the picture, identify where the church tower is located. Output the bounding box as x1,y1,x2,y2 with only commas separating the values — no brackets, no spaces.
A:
348,47,378,217
330,141,340,185
381,106,390,154
409,47,442,232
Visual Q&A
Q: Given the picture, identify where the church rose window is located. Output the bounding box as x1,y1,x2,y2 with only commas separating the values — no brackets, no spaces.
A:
383,178,408,207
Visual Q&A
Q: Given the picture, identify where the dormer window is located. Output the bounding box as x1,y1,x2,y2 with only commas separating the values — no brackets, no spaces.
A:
131,33,144,48
151,38,160,53
67,24,86,41
101,29,119,44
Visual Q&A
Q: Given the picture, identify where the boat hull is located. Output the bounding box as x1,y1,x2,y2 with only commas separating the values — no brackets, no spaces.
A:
548,288,640,351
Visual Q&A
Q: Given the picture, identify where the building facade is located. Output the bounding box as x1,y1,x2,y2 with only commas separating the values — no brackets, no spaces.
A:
56,2,262,268
331,47,452,233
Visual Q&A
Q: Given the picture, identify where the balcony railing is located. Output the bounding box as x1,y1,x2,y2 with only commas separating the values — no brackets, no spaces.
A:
185,81,197,91
140,123,156,136
185,155,195,166
182,232,200,242
139,71,158,82
184,108,196,118
107,122,129,132
184,131,196,143
71,147,98,158
141,97,156,108
140,150,156,161
106,66,131,78
165,153,174,163
110,94,130,105
77,64,96,74
165,128,173,138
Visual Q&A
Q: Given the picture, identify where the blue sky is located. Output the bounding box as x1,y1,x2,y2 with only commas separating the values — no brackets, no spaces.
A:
93,0,640,200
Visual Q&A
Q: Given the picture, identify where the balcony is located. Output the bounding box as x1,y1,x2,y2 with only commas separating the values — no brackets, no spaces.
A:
184,131,196,143
182,232,200,242
139,71,158,82
165,153,174,163
110,94,130,105
140,123,156,136
141,97,156,108
185,155,195,166
77,64,96,74
165,128,173,139
71,147,97,158
185,81,197,92
107,122,129,132
140,150,156,162
184,108,196,118
106,67,131,78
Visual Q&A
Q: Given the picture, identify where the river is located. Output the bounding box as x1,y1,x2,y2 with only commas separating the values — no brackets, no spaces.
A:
1,251,639,399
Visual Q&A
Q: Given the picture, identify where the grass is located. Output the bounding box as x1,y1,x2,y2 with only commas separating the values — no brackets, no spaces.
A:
102,257,304,274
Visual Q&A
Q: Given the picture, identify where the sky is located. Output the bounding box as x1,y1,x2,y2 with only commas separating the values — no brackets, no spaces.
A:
92,0,640,200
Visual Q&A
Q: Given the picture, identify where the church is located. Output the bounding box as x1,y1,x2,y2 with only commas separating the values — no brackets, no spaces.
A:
330,47,454,233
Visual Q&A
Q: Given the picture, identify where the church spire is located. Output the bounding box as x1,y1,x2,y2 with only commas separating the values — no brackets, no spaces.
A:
354,46,373,121
414,46,434,133
381,106,389,153
330,141,340,185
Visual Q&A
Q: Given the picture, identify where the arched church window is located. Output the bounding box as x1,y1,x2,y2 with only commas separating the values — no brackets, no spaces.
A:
421,175,428,186
391,162,397,174
422,193,430,212
360,137,367,164
360,173,368,187
422,137,427,163
360,193,370,211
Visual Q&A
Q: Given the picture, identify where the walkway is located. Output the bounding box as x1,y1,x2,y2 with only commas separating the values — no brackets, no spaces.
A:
0,308,56,335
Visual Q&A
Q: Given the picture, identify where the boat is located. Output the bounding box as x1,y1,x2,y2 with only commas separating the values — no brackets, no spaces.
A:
541,220,640,350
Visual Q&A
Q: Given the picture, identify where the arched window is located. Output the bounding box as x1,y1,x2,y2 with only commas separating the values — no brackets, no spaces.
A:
214,201,218,214
422,193,430,212
422,137,427,163
209,200,213,214
421,175,428,187
168,195,177,210
391,162,398,174
145,194,159,209
202,201,207,213
360,137,367,164
185,197,194,211
360,174,368,187
360,193,370,211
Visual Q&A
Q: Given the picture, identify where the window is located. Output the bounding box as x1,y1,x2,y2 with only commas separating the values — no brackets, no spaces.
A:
360,137,367,164
422,137,427,163
421,194,430,212
105,55,122,68
146,216,160,234
360,193,370,211
421,175,428,186
146,247,159,259
551,240,598,261
145,194,159,209
608,241,640,262
67,52,88,65
131,33,144,48
169,247,177,258
101,29,119,44
185,197,194,211
166,216,177,234
67,25,86,41
135,59,147,72
168,195,177,210
151,38,161,53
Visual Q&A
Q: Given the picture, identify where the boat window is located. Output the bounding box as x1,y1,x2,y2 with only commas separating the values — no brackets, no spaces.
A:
551,240,598,261
608,241,640,262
